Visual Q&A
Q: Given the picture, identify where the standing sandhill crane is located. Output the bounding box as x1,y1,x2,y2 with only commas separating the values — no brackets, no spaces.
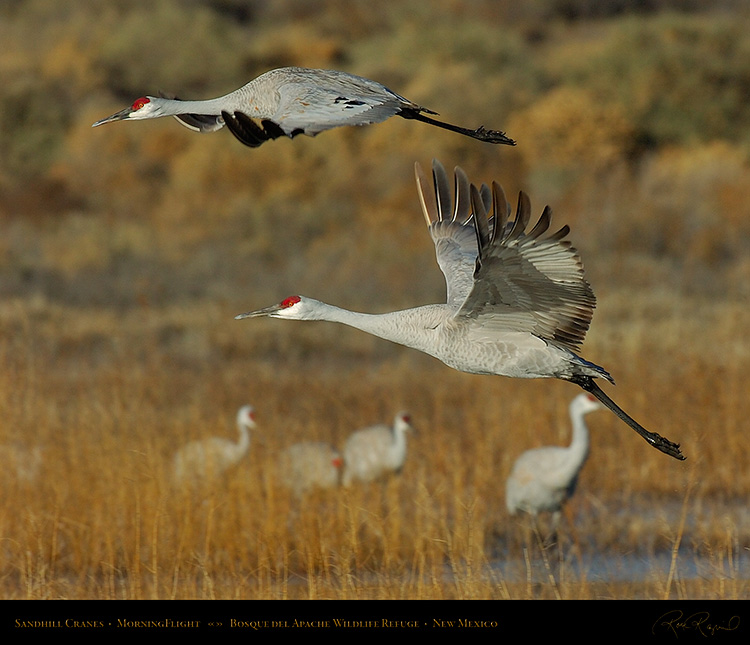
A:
505,393,603,523
91,66,515,147
340,412,414,486
172,405,256,485
235,160,684,461
279,441,343,495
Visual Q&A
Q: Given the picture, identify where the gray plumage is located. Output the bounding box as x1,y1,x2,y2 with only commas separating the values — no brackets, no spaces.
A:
341,412,414,485
235,160,684,461
92,66,515,147
279,441,343,495
172,405,256,485
506,393,603,520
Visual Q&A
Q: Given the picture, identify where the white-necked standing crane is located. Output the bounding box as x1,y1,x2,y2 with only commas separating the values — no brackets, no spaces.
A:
279,441,343,495
172,404,256,485
92,66,515,148
341,412,414,485
505,393,603,523
235,160,685,461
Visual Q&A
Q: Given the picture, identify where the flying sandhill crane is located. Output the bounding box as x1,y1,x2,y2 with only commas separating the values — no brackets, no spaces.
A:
235,160,684,461
172,405,256,485
340,412,414,486
279,441,343,495
505,393,603,524
91,66,515,148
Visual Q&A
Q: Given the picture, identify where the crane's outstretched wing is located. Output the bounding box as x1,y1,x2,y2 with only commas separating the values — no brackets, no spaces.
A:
457,179,595,353
414,160,495,310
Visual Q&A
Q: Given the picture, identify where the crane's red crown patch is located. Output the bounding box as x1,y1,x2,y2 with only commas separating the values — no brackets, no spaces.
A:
131,97,150,111
281,295,301,308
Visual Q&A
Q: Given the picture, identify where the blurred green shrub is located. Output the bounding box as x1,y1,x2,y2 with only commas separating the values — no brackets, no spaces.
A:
2,0,749,306
549,12,750,147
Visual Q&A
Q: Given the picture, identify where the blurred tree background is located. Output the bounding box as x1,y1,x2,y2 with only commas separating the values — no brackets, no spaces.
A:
2,0,750,602
1,0,749,355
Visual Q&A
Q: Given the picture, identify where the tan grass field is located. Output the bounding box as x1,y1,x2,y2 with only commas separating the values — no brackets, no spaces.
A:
1,278,748,600
1,1,750,604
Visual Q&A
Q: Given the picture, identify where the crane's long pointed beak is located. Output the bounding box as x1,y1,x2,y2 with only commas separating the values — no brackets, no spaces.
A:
234,304,282,320
91,106,134,128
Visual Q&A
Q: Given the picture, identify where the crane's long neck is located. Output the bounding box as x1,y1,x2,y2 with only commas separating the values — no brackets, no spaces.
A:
566,405,590,467
390,424,408,468
154,84,274,118
300,302,447,355
236,422,251,457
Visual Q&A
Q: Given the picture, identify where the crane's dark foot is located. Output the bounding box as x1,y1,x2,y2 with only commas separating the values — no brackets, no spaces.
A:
399,109,516,145
644,432,685,461
473,125,516,146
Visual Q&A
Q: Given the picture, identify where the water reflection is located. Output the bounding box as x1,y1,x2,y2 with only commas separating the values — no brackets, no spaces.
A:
489,496,750,584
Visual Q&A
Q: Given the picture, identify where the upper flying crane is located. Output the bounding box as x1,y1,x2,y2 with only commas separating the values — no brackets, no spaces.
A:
92,66,515,148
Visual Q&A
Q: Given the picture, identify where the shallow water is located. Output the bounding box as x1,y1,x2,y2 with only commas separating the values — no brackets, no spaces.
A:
488,496,750,586
490,545,749,585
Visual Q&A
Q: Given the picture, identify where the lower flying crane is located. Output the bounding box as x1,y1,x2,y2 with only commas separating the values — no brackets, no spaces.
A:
236,160,685,461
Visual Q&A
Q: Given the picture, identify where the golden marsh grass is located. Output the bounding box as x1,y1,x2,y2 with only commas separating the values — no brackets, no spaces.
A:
2,0,750,604
1,281,748,600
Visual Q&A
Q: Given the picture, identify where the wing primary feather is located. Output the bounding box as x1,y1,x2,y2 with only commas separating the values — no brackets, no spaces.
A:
479,183,492,213
453,166,471,223
470,183,491,258
547,224,571,242
432,159,452,222
526,205,552,239
506,191,531,241
221,111,274,148
260,119,286,140
414,162,438,226
490,181,509,243
236,112,272,141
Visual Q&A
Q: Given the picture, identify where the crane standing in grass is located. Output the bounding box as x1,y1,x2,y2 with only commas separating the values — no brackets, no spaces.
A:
505,393,603,524
173,404,256,485
279,441,343,495
235,160,684,461
341,412,414,486
92,66,515,148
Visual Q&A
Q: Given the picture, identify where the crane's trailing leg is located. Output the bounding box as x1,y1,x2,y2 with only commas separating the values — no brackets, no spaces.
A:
570,375,685,460
398,108,516,145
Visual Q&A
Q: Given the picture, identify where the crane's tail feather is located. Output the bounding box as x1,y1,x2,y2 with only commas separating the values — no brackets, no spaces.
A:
398,108,516,145
571,375,686,461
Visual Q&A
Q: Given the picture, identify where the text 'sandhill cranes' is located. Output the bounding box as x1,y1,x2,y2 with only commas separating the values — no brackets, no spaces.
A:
92,67,515,147
235,160,685,461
